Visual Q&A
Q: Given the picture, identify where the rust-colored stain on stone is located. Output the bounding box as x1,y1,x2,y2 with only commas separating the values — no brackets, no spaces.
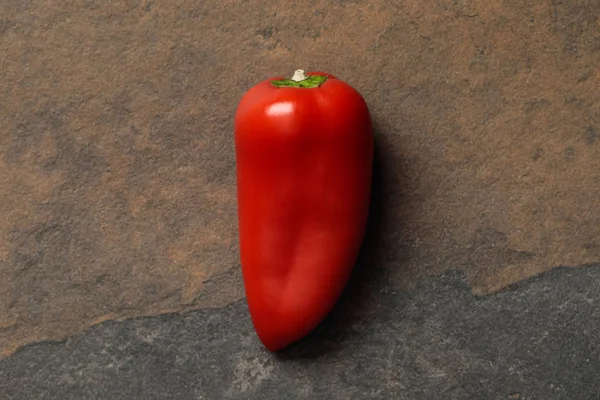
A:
0,0,598,357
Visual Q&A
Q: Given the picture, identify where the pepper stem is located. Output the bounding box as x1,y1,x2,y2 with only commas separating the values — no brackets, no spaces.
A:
291,69,307,82
271,69,328,88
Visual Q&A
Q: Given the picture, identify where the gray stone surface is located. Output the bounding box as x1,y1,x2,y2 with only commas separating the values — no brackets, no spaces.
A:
1,264,599,400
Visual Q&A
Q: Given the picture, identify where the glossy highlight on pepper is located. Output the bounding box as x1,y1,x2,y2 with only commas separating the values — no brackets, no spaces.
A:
234,69,374,351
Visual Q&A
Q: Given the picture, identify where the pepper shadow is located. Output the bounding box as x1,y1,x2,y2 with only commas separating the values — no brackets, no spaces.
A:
275,125,406,360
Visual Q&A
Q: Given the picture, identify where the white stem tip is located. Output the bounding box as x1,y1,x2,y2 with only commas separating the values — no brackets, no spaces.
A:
291,69,307,82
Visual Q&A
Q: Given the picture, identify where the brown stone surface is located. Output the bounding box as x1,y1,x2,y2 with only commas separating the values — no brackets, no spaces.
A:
0,0,598,358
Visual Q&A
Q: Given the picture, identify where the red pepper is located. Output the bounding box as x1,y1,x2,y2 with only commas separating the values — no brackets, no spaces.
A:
234,69,374,351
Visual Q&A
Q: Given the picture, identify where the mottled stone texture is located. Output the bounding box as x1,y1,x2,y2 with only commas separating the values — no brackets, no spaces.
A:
0,0,598,356
1,266,599,399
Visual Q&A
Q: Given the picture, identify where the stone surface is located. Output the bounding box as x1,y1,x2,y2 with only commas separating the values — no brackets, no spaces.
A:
1,265,599,399
1,0,599,357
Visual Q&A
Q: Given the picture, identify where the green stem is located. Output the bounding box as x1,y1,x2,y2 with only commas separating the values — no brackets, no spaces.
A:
271,69,328,88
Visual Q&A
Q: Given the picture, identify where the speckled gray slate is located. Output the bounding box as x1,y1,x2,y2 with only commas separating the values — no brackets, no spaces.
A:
1,265,598,400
